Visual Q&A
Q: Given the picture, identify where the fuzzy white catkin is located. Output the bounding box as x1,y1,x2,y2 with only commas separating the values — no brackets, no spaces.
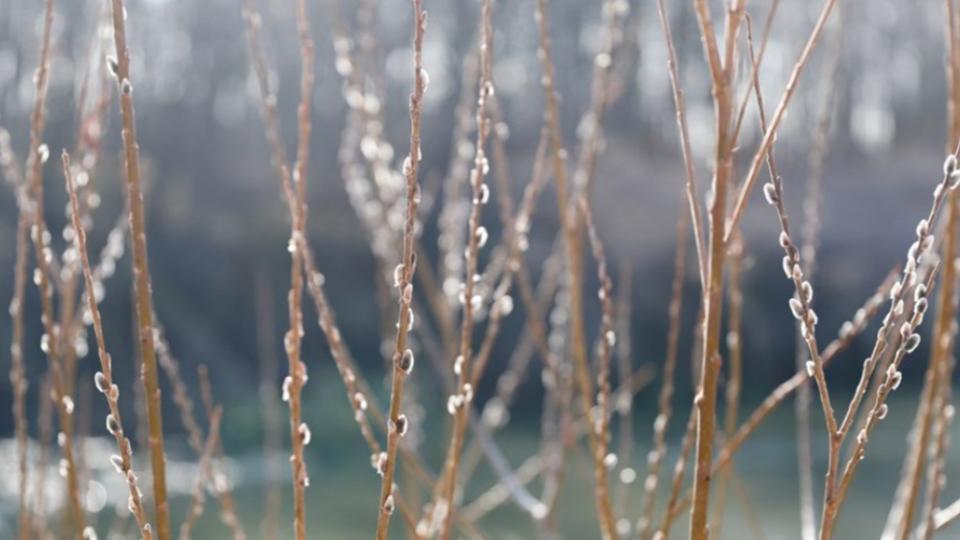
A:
779,231,790,248
763,182,778,205
398,349,415,374
298,423,312,445
477,183,490,204
789,298,804,320
877,403,889,420
945,154,958,176
801,281,813,303
782,256,793,279
475,226,488,248
95,371,109,393
904,333,921,353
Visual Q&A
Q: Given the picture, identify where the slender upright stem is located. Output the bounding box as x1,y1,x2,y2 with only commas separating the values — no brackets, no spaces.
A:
25,0,87,534
9,149,31,540
108,1,169,536
286,0,315,536
178,407,223,540
64,151,153,539
435,1,494,536
533,0,619,535
689,1,742,536
636,192,688,540
725,0,840,241
795,13,840,537
375,2,427,538
240,5,311,535
655,0,706,291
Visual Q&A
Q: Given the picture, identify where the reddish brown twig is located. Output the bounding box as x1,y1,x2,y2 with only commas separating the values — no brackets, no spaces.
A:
108,0,171,535
885,4,960,537
433,0,495,536
374,2,428,538
64,151,153,539
178,406,224,540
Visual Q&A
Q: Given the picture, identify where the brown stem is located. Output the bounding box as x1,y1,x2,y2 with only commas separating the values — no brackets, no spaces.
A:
178,407,223,540
9,153,31,540
821,152,960,535
725,0,841,242
885,4,960,537
435,2,495,536
533,0,621,535
25,0,87,534
375,2,427,538
108,1,170,536
664,267,897,523
654,0,707,290
688,1,743,536
64,151,153,539
636,191,688,539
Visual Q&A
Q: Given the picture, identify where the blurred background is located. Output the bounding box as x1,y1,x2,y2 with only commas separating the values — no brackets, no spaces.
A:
1,0,959,538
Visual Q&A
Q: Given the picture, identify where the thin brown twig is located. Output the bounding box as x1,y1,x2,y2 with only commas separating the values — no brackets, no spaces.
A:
156,338,204,454
291,244,446,536
918,345,957,539
729,0,781,150
374,2,427,537
32,374,54,539
820,146,960,535
195,366,248,540
64,150,153,539
793,11,841,537
288,0,315,535
636,190,688,540
712,230,745,536
577,194,618,535
434,1,496,535
487,116,558,381
326,0,457,359
460,364,656,523
25,0,87,533
295,235,431,533
108,0,171,535
654,0,706,291
742,17,842,536
688,0,744,535
437,36,481,319
57,22,116,449
823,262,944,538
916,44,960,530
7,136,32,540
154,333,246,540
241,5,311,535
533,0,620,535
296,238,383,454
460,229,562,490
665,267,897,523
725,0,841,243
885,4,960,536
658,404,698,538
613,261,634,519
178,406,223,540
